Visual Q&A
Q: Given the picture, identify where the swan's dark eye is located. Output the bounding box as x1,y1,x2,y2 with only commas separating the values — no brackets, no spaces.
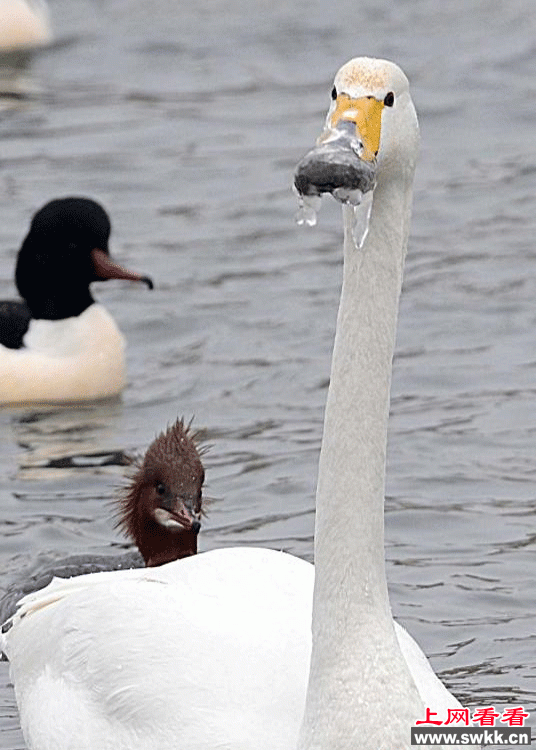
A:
384,91,395,107
331,86,337,100
156,482,166,495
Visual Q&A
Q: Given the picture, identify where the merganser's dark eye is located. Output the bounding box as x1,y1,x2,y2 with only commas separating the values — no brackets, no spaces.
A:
331,86,337,100
156,482,166,495
384,91,395,107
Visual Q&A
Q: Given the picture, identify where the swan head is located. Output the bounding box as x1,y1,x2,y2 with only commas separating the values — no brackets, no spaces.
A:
117,419,205,567
15,197,153,320
294,57,419,213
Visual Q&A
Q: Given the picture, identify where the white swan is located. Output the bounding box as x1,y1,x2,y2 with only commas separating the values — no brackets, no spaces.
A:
0,0,51,52
1,59,465,750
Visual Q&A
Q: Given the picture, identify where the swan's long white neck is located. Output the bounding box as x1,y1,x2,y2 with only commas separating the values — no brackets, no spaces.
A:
298,166,425,749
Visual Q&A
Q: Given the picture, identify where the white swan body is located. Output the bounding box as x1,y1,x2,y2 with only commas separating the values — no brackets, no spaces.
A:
0,0,51,51
3,548,458,750
0,304,126,403
2,59,465,749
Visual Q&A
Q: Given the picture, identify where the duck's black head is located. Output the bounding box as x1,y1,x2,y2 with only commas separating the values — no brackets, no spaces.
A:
15,197,152,320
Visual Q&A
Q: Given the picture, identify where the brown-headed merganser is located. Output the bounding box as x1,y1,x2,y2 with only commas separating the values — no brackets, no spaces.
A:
0,419,204,623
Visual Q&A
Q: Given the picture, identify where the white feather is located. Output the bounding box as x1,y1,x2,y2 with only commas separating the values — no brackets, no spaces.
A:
0,304,126,403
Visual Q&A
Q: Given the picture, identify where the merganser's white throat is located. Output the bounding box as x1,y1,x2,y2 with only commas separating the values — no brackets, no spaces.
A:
1,59,466,750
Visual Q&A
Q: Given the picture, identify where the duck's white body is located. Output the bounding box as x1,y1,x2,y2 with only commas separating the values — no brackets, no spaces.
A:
0,0,51,51
3,548,458,750
0,304,126,403
2,59,466,750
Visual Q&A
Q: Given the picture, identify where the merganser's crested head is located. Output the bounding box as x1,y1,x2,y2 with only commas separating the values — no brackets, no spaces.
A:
16,197,153,320
117,419,206,567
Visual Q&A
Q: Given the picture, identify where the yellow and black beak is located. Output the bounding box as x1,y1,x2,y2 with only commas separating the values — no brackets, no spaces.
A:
325,94,385,162
294,94,382,203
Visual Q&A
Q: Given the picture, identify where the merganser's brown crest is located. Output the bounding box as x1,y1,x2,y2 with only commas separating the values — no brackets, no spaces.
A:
117,419,205,567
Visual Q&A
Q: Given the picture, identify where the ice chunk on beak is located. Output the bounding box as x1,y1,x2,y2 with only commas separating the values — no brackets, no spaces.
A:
351,189,374,249
294,191,321,227
294,121,376,248
294,121,376,208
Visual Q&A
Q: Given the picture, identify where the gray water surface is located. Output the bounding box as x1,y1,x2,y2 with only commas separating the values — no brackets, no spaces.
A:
1,0,536,746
